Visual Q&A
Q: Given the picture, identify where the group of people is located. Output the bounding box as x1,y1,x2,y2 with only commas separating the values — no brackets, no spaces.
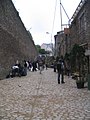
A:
6,58,46,78
6,56,70,85
6,60,28,78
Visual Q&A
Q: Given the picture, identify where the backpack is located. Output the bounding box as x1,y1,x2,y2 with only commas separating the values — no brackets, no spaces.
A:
57,61,64,71
61,62,65,70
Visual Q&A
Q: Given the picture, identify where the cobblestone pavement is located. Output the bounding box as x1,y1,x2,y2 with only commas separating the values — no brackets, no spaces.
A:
0,68,90,120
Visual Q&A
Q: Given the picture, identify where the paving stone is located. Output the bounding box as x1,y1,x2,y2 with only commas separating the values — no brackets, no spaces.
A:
0,68,90,119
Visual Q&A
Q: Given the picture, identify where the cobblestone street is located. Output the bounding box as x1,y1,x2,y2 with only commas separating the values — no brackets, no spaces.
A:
0,68,90,120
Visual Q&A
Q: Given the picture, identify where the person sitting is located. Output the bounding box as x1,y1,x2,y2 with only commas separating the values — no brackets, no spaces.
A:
11,64,19,77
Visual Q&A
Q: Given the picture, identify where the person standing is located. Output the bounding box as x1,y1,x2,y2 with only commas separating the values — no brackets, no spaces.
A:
53,60,57,72
57,57,65,84
32,61,37,72
38,59,43,74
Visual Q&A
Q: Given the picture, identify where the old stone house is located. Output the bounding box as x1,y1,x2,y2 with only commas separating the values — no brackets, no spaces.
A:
0,0,38,79
54,31,65,57
69,0,90,72
54,0,90,57
70,0,90,50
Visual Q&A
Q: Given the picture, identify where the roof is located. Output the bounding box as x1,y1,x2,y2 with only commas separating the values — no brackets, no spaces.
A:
70,0,87,23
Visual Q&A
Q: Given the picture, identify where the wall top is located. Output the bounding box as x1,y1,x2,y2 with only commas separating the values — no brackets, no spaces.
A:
70,0,87,23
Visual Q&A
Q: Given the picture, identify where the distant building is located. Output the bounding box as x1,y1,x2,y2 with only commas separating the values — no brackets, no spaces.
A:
41,43,53,52
41,43,53,56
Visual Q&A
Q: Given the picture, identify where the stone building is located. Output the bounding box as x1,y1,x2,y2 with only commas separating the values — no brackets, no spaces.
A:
70,0,90,50
54,31,65,57
0,0,38,79
54,0,90,58
69,0,90,72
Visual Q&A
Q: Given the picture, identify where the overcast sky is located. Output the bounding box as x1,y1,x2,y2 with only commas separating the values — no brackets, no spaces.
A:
12,0,81,45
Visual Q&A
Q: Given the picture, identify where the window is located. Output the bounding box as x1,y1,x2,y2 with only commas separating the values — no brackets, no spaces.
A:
79,12,86,32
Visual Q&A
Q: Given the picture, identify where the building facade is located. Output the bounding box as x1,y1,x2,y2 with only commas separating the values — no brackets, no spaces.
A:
41,43,53,56
54,31,65,57
41,43,53,52
54,0,90,57
54,0,90,73
70,0,90,50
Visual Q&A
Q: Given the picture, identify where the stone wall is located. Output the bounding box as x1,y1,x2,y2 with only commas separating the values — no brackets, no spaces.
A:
86,0,90,49
68,0,90,73
0,0,38,79
70,0,90,50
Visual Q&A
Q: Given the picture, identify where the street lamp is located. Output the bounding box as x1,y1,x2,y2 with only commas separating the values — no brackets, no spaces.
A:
46,32,52,42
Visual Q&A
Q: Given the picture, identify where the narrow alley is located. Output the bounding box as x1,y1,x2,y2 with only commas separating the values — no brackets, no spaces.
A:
0,68,90,120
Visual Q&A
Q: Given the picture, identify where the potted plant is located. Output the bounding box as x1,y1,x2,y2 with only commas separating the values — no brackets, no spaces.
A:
76,74,85,89
70,44,86,88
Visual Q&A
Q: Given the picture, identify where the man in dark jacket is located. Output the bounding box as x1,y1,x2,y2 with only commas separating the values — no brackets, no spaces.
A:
57,58,65,84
